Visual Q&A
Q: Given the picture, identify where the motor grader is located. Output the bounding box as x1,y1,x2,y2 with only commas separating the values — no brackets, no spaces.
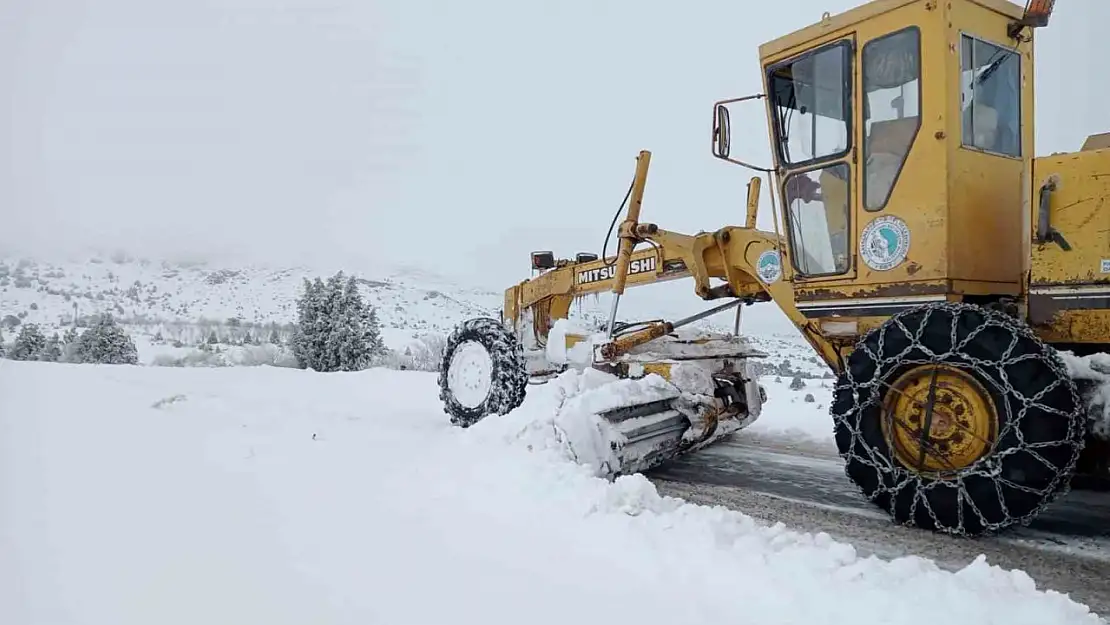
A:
438,0,1110,537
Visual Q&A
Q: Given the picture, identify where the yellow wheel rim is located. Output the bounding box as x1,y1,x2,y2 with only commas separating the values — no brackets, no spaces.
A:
879,364,999,476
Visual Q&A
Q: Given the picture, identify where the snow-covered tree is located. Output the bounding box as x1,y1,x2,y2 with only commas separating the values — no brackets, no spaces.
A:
60,327,81,362
39,333,62,362
10,323,46,361
291,272,387,372
291,277,326,370
73,314,139,364
0,327,5,358
360,298,385,361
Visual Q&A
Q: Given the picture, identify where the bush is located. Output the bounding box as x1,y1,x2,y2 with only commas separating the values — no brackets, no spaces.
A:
151,343,298,368
383,333,447,372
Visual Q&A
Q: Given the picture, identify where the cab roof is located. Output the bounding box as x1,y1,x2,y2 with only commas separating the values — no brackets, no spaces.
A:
757,0,1025,61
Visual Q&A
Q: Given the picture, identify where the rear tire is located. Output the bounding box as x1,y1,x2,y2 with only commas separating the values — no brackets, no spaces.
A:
438,317,528,427
831,302,1086,535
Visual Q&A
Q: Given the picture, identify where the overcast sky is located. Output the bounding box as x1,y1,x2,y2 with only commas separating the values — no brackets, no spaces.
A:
2,0,1108,292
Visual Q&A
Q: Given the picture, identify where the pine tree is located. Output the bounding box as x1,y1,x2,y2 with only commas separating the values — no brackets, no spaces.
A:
61,326,81,362
319,272,345,371
74,314,139,364
334,274,374,370
291,272,385,372
361,300,385,364
10,323,46,361
292,277,322,370
39,333,62,362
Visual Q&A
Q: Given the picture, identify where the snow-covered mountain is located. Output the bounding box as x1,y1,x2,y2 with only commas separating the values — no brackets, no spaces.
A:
0,254,496,342
0,252,823,375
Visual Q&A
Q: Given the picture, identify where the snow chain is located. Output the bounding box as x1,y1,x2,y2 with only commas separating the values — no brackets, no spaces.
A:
831,302,1086,536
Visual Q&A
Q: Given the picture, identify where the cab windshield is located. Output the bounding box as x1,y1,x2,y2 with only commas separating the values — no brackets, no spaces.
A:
768,40,853,168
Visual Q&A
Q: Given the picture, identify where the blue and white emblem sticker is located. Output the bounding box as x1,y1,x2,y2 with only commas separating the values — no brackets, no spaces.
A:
756,249,782,284
860,215,911,271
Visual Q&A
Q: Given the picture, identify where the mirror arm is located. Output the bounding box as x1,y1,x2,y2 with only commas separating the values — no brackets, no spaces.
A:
711,93,776,174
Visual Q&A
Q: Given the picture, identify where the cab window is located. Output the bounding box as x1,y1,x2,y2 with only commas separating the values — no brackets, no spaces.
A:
862,27,921,211
784,163,851,276
961,34,1020,157
768,40,853,168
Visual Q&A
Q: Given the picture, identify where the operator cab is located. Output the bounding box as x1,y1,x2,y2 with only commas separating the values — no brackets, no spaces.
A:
713,0,1050,334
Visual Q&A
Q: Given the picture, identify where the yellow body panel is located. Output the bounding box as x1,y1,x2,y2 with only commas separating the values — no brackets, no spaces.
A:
1082,133,1110,152
945,0,1031,287
1028,147,1110,343
641,362,674,381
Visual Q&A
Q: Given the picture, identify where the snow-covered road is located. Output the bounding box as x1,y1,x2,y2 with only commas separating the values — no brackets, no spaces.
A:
650,434,1110,615
0,361,1105,624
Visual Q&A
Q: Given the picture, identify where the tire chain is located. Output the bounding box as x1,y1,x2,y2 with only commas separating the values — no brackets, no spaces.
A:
831,301,1086,536
438,317,529,427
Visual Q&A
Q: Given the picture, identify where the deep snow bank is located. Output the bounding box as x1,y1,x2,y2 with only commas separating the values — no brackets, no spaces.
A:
0,360,1102,625
1060,351,1110,440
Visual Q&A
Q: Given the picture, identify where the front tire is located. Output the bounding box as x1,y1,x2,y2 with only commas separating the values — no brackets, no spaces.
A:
831,302,1086,536
438,317,528,427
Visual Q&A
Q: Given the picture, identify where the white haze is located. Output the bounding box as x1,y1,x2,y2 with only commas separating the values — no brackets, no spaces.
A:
1,0,1108,292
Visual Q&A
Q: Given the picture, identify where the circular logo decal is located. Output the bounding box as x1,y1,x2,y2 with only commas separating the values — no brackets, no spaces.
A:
860,215,911,271
756,249,782,284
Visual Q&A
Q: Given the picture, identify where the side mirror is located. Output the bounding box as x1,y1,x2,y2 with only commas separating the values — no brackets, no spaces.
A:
712,104,731,159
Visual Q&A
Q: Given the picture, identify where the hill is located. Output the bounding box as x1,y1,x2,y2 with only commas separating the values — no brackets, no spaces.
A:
0,253,824,376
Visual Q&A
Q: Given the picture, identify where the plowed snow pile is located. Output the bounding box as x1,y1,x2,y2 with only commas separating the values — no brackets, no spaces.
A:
0,361,1103,625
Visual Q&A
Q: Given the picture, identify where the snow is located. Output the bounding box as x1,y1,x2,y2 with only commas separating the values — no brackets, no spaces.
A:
0,255,498,346
545,317,598,366
1058,350,1110,440
746,374,838,443
0,360,1103,625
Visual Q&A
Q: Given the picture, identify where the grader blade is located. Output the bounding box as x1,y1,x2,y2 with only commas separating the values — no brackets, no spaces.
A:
438,309,768,479
594,399,688,477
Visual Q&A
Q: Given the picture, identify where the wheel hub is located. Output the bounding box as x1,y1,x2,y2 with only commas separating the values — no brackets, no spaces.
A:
880,364,999,476
446,340,494,409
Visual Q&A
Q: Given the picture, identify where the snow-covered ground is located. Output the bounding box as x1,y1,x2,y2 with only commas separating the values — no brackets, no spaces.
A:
1,360,1102,624
751,373,837,442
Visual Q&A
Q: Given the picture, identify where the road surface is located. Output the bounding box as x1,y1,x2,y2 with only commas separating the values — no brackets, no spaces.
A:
647,431,1110,616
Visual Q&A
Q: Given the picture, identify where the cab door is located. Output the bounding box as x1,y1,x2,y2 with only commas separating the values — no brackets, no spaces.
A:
766,35,858,284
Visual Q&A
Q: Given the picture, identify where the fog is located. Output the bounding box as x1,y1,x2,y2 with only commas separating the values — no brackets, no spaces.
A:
2,0,1108,290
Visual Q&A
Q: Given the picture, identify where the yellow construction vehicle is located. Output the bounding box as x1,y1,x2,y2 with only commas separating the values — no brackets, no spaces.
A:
438,0,1110,536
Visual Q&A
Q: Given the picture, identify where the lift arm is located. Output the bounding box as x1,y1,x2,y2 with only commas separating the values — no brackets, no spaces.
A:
502,150,845,374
